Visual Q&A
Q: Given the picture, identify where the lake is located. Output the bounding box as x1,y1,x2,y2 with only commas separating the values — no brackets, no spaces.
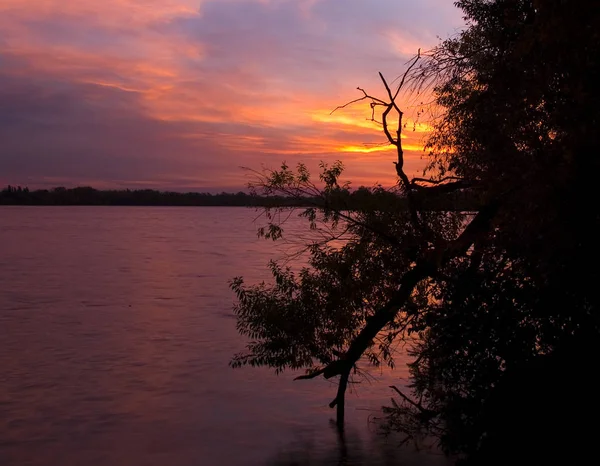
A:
0,206,448,465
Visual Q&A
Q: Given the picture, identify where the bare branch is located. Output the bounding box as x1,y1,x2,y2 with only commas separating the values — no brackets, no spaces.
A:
381,103,398,146
379,72,401,114
389,385,431,415
393,50,421,101
294,367,327,380
331,87,387,115
413,180,473,195
411,176,464,185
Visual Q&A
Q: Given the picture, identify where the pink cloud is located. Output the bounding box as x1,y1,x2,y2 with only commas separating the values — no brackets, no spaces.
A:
0,0,463,190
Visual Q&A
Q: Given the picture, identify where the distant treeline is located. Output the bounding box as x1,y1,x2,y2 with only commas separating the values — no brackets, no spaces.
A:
0,185,481,211
0,185,308,207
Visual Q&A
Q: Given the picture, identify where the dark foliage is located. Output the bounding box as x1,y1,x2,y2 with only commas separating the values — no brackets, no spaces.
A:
231,1,599,464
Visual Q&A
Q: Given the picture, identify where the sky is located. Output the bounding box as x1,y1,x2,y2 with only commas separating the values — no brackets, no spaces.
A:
0,0,465,192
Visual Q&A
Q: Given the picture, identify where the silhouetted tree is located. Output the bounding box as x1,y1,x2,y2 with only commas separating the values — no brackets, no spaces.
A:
230,1,599,464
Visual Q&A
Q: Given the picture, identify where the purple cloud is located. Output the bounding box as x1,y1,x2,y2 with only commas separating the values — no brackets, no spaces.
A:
0,0,464,190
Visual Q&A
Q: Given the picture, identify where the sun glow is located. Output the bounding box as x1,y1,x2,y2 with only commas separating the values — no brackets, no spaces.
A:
0,0,463,189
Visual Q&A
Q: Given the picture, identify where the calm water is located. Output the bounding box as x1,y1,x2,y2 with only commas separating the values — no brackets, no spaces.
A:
0,207,447,466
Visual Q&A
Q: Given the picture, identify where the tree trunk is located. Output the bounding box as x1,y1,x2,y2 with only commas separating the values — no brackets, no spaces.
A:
336,371,349,428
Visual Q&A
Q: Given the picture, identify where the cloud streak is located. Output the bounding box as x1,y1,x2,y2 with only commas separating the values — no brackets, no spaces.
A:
0,0,464,191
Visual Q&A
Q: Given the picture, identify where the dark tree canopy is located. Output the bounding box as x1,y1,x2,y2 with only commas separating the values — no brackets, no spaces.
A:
230,1,600,464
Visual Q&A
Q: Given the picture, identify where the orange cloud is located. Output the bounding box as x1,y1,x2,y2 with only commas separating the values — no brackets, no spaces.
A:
0,0,462,190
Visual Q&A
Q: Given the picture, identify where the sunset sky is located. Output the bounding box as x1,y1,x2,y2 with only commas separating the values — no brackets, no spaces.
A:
0,0,464,192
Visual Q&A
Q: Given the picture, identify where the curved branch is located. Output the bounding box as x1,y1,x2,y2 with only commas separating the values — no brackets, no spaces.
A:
381,103,398,147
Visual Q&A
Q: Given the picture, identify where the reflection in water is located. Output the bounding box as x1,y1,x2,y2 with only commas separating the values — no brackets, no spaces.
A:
269,421,448,466
1,206,446,466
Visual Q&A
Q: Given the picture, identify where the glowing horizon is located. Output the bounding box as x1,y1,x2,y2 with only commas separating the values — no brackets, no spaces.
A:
0,0,464,192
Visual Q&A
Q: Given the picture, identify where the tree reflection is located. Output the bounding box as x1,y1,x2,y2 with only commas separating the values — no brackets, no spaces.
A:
266,420,450,466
